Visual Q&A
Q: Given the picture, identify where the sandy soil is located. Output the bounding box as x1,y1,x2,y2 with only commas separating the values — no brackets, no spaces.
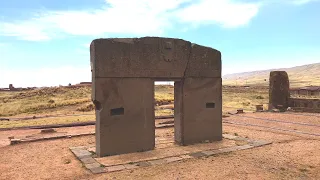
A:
0,113,319,180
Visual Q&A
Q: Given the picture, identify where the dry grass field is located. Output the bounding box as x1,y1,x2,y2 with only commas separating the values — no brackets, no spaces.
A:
0,85,270,129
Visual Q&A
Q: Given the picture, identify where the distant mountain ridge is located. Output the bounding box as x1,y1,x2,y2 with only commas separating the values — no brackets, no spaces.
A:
223,63,320,87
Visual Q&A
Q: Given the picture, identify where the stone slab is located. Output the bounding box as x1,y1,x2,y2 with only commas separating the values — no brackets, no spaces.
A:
137,161,152,167
70,135,273,174
85,162,101,169
90,37,221,78
163,156,183,163
105,165,126,172
72,149,92,158
70,146,86,150
94,78,155,157
219,146,239,153
80,157,96,164
175,78,222,145
90,167,106,174
148,159,167,166
124,163,140,169
202,149,221,156
235,144,254,150
250,140,272,147
189,152,207,158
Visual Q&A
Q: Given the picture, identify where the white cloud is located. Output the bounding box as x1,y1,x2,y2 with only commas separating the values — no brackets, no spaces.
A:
291,0,319,5
0,66,91,88
0,0,262,41
0,22,52,41
175,0,261,28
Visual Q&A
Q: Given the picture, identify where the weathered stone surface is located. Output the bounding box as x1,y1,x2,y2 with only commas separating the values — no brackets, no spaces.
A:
124,163,140,169
219,147,238,153
269,71,290,109
250,140,272,147
163,156,183,163
94,78,155,157
72,149,92,159
137,161,151,167
185,43,221,77
174,78,222,145
148,159,167,166
202,149,221,156
85,162,101,169
189,152,206,158
90,167,106,174
105,165,126,172
90,37,221,78
80,157,96,164
91,37,222,157
69,146,86,150
289,98,320,113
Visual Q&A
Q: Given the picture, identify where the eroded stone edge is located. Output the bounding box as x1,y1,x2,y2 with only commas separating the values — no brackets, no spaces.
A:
69,147,106,174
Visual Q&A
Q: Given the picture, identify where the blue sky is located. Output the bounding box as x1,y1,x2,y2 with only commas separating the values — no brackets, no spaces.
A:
0,0,319,87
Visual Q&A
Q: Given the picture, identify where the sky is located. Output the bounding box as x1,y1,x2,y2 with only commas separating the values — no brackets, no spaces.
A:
0,0,319,88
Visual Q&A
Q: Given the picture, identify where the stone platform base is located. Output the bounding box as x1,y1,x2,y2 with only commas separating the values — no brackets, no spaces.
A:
70,134,272,174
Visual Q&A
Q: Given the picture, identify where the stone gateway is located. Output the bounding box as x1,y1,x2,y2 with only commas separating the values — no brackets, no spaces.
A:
90,37,222,157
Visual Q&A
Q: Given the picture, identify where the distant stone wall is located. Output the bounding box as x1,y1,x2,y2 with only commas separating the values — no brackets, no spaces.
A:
269,71,320,113
288,98,320,113
289,87,320,96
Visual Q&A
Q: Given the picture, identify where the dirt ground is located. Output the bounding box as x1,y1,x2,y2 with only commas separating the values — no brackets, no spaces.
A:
0,112,319,180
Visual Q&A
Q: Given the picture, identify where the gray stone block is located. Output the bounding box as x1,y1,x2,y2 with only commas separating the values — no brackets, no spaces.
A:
94,78,155,157
90,37,220,78
91,37,223,157
175,78,222,145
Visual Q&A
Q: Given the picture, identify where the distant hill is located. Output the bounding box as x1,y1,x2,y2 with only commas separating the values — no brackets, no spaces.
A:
223,63,320,87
